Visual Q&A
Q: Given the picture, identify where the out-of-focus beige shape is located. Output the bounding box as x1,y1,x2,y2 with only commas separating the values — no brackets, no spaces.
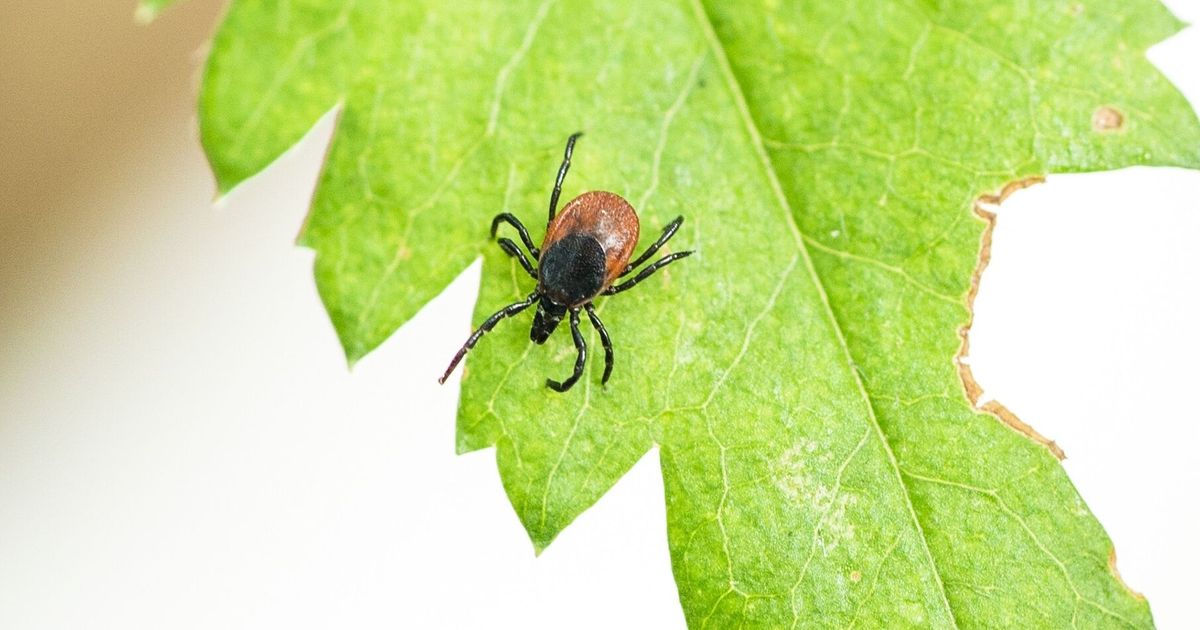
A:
1,0,222,325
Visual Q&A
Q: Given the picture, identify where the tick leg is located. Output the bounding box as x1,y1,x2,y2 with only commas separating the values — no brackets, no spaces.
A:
491,212,540,258
584,304,613,385
438,292,539,384
546,309,587,392
547,132,584,227
622,216,684,276
604,251,693,296
497,238,537,279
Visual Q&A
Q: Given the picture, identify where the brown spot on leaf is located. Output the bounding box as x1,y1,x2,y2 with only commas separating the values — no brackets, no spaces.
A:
1092,106,1125,133
849,570,862,583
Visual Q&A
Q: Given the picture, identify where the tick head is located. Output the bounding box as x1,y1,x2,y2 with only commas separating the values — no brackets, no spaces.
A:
530,298,567,344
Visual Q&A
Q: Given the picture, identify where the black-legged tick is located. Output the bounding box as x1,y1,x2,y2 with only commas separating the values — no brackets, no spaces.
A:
438,133,693,392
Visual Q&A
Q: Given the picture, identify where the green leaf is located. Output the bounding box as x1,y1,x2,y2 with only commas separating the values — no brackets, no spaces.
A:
193,0,1199,626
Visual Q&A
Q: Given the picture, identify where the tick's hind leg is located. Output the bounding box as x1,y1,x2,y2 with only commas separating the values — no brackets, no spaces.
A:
496,238,537,279
547,132,583,227
584,304,613,385
604,251,693,295
491,212,539,258
546,308,587,392
622,216,684,276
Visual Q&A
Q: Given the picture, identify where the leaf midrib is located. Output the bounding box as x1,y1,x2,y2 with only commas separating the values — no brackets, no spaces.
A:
687,0,960,625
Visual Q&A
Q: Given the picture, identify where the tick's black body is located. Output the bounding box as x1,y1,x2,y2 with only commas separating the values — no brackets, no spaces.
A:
437,133,693,392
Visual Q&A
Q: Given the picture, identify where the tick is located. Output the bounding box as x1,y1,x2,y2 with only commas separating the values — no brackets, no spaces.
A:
438,132,693,392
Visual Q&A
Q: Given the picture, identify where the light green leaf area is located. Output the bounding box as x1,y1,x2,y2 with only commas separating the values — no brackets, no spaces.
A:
135,0,178,23
195,0,1199,626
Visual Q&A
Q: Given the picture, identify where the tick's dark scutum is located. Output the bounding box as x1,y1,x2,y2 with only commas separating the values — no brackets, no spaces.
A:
539,233,607,306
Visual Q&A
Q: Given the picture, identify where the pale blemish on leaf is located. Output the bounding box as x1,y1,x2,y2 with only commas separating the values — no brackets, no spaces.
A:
774,439,858,553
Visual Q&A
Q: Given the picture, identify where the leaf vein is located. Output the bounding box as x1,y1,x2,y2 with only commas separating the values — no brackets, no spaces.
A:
801,235,962,305
902,469,1141,629
637,50,708,212
845,534,904,630
539,373,591,530
691,0,960,625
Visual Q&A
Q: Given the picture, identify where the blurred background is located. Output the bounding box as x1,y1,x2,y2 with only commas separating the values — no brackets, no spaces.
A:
1,1,1197,628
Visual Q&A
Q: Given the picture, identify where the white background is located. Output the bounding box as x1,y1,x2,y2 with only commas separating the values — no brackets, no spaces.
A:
1,1,1197,627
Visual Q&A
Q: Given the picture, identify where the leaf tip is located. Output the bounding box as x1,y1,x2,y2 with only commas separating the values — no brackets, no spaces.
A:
530,531,559,556
527,527,557,557
338,334,370,371
212,169,243,200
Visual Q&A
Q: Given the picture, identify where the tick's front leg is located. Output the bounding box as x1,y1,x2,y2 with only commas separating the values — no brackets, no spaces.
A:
496,238,537,279
491,212,540,259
